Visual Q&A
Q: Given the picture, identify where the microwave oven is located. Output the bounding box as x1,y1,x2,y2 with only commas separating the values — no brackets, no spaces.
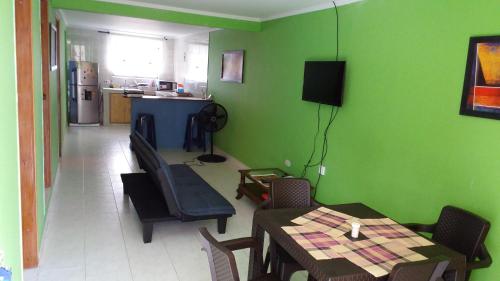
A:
157,80,177,91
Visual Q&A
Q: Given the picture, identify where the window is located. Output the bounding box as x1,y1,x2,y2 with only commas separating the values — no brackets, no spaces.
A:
186,43,209,82
107,34,163,78
71,44,86,61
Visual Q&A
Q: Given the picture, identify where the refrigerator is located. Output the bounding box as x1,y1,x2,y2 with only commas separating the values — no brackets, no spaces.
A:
68,61,100,125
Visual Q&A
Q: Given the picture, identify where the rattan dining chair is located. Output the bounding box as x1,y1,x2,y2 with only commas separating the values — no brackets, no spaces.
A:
404,206,492,281
199,227,281,281
261,178,312,281
388,258,450,281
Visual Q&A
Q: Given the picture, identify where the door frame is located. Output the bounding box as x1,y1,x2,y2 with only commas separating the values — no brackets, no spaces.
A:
16,0,39,268
41,0,52,187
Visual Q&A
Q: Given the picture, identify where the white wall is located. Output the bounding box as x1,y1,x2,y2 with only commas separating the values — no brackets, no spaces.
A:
67,28,210,97
173,32,209,96
67,28,175,87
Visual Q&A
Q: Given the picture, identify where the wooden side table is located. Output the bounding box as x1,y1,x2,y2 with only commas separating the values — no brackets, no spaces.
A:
236,168,289,204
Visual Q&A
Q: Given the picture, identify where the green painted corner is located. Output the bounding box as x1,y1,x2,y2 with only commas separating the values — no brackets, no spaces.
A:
59,25,68,146
32,0,47,247
208,1,500,280
48,5,68,185
50,0,261,32
29,0,68,248
0,0,23,280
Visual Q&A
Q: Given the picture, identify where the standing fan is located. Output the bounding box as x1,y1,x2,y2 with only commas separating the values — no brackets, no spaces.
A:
197,103,228,163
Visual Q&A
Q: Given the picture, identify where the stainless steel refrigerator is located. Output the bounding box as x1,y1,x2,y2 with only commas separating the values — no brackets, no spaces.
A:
68,61,99,125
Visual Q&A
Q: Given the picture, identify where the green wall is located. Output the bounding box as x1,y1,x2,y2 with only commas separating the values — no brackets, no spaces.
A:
32,0,68,248
208,0,500,280
60,21,68,144
32,0,47,247
48,6,68,184
51,0,261,32
0,0,23,280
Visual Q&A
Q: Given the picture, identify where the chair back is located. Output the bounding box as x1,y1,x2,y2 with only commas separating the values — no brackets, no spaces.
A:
135,113,156,149
270,178,311,209
388,258,449,281
432,206,490,262
199,227,240,281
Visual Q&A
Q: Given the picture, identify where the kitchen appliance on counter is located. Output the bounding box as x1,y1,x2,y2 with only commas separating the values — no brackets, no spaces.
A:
157,80,177,91
69,61,100,125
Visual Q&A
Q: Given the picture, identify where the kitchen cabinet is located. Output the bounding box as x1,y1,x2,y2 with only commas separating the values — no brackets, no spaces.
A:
109,93,131,124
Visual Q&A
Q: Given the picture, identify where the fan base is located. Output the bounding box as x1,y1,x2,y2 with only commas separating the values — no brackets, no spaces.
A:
197,154,227,163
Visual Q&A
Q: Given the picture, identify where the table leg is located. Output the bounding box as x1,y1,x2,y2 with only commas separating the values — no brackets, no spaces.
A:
236,187,243,199
454,269,467,281
454,256,467,281
248,220,265,280
236,172,245,199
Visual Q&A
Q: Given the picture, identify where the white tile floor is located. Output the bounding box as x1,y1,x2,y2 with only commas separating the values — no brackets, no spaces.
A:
25,125,306,281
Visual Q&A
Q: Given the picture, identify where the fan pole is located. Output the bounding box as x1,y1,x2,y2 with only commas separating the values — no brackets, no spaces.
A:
210,131,214,155
196,103,228,163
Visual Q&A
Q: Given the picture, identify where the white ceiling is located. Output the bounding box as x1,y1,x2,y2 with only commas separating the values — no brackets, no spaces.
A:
60,9,214,38
97,0,362,21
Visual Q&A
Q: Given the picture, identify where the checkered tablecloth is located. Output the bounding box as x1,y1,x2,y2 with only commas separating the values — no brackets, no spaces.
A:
359,218,434,248
282,226,351,260
291,207,356,238
331,236,428,278
282,207,436,278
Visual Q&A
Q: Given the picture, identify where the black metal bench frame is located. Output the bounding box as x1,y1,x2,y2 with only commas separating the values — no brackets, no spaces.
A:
122,172,231,243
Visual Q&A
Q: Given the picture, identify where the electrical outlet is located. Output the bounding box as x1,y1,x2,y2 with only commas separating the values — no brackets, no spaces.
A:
319,165,326,176
284,159,292,167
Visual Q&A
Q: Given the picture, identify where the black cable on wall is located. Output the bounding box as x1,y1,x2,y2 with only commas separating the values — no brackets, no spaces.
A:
301,0,341,198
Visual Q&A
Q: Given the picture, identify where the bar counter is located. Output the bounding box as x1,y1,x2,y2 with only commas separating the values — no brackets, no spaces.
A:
129,95,212,149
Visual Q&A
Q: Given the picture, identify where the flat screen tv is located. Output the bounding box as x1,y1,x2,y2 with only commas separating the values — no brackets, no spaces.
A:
302,61,346,106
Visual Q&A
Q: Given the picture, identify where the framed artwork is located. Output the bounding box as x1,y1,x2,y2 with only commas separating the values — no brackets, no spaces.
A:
221,50,244,83
50,23,58,71
460,36,500,120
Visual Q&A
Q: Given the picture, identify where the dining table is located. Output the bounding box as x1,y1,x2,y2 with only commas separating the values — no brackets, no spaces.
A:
248,203,467,281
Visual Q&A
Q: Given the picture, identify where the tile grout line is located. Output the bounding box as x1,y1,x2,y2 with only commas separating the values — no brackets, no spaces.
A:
82,156,87,281
119,139,184,281
158,229,182,281
114,138,136,281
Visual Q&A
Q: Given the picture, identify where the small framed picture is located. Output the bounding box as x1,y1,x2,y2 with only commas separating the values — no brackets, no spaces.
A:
50,23,58,71
460,36,500,120
221,50,244,83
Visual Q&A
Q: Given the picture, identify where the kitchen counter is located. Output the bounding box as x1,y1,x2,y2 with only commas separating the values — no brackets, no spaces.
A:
102,87,178,96
125,94,211,101
102,87,209,125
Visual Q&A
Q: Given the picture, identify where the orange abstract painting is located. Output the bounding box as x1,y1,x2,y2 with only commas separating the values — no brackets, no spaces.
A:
460,36,500,120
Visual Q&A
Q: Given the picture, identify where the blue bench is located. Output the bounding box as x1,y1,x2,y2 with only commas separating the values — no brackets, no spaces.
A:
121,131,236,243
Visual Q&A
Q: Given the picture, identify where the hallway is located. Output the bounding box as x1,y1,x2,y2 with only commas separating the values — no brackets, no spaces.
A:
24,125,280,281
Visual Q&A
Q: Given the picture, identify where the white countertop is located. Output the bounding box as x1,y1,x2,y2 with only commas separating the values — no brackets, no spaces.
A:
102,87,209,101
126,94,211,101
102,87,180,96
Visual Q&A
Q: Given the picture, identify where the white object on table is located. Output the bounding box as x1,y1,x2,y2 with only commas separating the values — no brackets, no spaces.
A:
351,222,361,238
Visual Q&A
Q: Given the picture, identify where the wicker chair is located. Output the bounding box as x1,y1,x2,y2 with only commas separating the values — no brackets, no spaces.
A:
199,227,281,281
404,206,492,281
261,178,312,281
388,258,450,281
